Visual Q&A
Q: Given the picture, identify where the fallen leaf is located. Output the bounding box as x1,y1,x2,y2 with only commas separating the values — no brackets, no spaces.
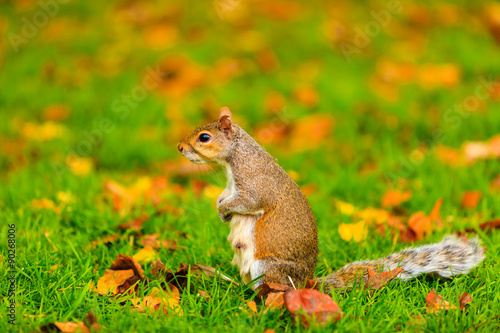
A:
459,292,473,310
66,156,93,176
133,246,158,263
284,289,343,327
461,191,482,210
197,289,211,302
95,269,136,295
141,234,178,250
246,300,258,313
131,287,183,316
477,219,500,231
382,190,412,208
30,199,60,214
257,282,293,299
43,104,71,121
118,214,150,232
365,267,404,291
41,322,89,333
408,212,432,241
294,85,319,108
265,292,286,309
426,289,457,313
334,200,357,216
338,220,367,242
288,114,334,152
111,255,144,278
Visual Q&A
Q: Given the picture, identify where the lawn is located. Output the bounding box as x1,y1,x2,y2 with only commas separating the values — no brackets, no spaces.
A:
1,0,500,332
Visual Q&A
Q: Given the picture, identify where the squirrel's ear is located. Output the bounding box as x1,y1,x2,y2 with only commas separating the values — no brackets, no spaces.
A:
218,107,233,139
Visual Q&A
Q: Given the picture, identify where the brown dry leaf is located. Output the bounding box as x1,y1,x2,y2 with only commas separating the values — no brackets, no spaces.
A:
459,292,473,310
461,191,482,210
256,48,279,72
426,289,457,313
382,190,412,208
111,255,145,278
197,290,211,302
141,234,178,251
284,289,343,327
365,267,404,291
118,214,150,232
257,282,293,299
478,219,500,231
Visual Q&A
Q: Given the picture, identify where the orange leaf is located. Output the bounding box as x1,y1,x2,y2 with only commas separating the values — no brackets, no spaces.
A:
284,289,343,327
265,292,286,309
382,190,412,208
365,267,404,290
461,191,482,210
426,289,457,313
408,212,431,241
95,269,135,295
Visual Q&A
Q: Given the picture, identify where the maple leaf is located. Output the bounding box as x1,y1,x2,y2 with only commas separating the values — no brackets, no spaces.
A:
426,289,457,313
284,289,343,327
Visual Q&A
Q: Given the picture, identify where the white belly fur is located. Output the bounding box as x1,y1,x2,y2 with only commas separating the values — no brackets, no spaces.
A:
227,214,260,284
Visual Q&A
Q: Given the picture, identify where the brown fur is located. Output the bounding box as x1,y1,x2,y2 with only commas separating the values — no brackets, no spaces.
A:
178,108,318,287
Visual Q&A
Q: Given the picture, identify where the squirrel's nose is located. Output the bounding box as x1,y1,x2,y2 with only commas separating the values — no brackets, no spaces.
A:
177,143,184,153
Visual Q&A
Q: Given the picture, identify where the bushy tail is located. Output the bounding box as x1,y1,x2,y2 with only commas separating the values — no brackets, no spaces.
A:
317,236,485,292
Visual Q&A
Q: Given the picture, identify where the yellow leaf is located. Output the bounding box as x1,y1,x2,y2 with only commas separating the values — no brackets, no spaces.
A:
133,246,158,263
66,156,93,176
338,220,367,242
334,200,356,216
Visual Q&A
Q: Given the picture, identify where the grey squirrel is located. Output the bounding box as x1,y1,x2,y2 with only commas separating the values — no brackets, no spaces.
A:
177,107,485,292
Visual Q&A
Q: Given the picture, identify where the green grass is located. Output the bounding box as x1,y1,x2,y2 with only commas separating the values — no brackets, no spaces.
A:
1,0,500,332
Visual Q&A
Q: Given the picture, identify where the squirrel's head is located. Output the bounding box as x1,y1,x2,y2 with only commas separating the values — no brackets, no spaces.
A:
177,107,236,165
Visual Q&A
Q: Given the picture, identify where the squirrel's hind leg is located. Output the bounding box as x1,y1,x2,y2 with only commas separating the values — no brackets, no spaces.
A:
251,258,313,289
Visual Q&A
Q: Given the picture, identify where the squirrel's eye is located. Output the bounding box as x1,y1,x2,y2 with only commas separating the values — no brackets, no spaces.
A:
199,133,211,143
